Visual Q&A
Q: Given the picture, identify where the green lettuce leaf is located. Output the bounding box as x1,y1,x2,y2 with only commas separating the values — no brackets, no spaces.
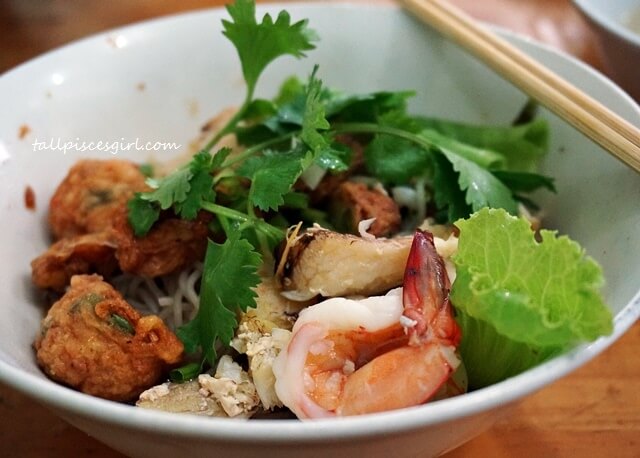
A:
451,208,613,388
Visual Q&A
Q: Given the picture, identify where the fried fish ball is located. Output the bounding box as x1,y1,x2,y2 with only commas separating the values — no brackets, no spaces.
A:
31,232,118,292
34,275,184,401
49,159,149,239
111,208,210,278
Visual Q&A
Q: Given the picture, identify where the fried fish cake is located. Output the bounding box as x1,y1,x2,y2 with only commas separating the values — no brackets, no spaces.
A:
330,181,401,237
31,232,118,292
49,159,149,239
34,275,184,401
111,208,210,278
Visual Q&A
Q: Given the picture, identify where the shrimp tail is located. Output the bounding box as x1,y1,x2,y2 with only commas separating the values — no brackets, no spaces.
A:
402,230,461,346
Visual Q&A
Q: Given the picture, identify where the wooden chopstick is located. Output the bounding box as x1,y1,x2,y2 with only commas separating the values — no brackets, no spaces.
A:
398,0,640,173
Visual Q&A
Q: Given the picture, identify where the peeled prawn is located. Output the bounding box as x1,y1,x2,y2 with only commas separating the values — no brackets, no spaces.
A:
273,230,462,418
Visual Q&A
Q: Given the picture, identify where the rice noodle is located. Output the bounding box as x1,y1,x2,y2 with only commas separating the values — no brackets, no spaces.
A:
112,262,203,331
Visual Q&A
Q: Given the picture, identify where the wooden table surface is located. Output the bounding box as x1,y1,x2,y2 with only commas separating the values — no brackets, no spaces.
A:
1,1,638,457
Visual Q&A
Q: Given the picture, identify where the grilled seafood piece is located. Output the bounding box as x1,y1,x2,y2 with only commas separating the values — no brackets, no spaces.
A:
277,227,458,301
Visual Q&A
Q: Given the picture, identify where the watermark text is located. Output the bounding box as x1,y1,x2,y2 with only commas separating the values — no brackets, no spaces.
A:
32,137,182,155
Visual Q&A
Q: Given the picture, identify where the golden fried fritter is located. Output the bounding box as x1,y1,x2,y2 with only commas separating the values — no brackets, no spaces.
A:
34,275,184,401
111,208,210,278
49,159,149,239
330,181,401,237
31,232,118,292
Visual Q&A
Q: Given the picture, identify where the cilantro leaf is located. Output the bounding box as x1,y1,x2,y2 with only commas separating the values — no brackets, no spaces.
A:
236,76,415,145
451,208,612,387
364,134,431,184
141,167,191,210
326,90,415,123
177,234,261,365
238,149,309,212
300,68,329,145
417,117,549,172
492,170,556,193
438,146,518,215
300,68,349,171
431,152,471,222
127,149,230,236
362,109,432,184
127,194,161,237
174,148,232,219
420,129,505,170
223,0,317,94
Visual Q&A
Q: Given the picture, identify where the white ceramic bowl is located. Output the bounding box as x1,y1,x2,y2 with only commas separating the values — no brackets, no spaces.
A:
1,3,639,457
573,0,640,100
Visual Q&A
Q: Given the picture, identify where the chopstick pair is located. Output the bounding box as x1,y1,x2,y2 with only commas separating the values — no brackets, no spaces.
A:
398,0,640,173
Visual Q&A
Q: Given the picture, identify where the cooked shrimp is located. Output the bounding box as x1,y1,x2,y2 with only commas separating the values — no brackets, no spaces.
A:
273,230,462,417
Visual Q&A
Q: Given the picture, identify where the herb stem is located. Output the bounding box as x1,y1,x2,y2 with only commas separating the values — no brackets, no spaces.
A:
221,132,297,168
203,86,256,154
200,201,285,241
221,122,433,170
331,122,436,150
201,201,251,223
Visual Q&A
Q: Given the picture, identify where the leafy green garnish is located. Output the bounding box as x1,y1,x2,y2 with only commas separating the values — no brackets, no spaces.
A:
239,148,309,211
222,0,317,96
451,208,613,388
138,163,154,178
439,148,518,215
109,314,135,335
169,362,203,383
177,233,261,365
417,117,549,172
128,149,230,236
492,170,556,193
364,134,431,185
431,152,470,222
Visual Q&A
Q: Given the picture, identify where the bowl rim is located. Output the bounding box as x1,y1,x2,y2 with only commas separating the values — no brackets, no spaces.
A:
1,0,640,442
573,0,640,48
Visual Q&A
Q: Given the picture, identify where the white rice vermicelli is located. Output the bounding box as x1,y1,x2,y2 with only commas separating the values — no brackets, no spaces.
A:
111,262,203,330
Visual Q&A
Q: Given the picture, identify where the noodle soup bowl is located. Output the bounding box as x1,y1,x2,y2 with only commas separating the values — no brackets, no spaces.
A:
1,3,639,457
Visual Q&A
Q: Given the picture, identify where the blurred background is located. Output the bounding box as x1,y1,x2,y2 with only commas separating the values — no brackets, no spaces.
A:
0,0,604,73
0,1,637,458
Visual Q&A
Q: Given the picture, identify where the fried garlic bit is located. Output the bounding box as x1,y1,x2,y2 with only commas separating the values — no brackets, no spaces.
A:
35,275,183,401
